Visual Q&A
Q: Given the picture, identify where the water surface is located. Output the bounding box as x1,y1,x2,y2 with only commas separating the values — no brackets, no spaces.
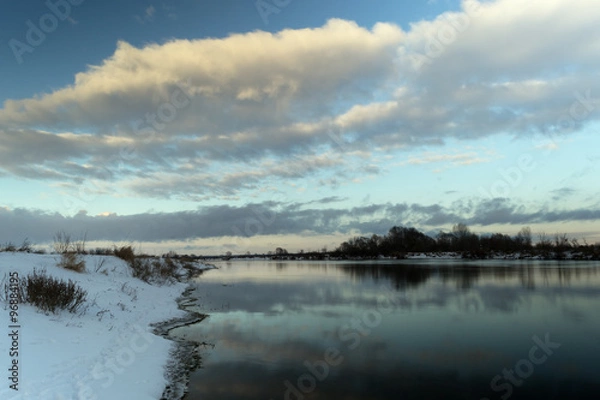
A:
172,260,600,400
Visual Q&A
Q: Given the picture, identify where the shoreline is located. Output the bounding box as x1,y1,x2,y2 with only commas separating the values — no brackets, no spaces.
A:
152,285,209,400
227,250,600,262
0,253,214,400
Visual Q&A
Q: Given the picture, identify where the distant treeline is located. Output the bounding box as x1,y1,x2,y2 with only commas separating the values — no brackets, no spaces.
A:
333,224,600,259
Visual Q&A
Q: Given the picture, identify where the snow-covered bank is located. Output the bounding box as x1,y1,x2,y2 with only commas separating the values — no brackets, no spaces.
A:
0,252,210,400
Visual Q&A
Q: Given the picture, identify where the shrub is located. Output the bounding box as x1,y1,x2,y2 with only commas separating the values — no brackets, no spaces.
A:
18,238,32,253
2,242,16,252
53,231,87,272
92,247,113,255
54,231,87,254
53,231,72,254
114,246,194,284
58,252,86,273
7,269,88,314
115,246,176,284
155,257,181,282
114,246,136,265
129,258,175,284
130,258,153,282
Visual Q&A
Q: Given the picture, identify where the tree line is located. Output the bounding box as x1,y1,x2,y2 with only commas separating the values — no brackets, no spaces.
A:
334,224,600,259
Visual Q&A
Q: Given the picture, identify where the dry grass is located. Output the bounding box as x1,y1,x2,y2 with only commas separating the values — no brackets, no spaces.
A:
3,269,87,314
54,231,87,273
58,252,86,273
114,246,194,284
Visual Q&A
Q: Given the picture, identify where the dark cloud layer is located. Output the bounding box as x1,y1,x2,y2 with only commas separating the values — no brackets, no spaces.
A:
1,198,599,245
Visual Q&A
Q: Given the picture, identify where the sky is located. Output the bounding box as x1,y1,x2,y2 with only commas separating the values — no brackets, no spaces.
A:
0,0,599,255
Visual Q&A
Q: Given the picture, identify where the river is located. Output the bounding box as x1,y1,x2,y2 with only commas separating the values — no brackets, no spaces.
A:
169,259,600,400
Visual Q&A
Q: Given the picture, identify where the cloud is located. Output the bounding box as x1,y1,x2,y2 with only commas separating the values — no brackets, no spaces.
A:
135,5,156,24
0,1,599,201
400,149,494,172
550,187,577,201
0,19,401,132
1,197,599,245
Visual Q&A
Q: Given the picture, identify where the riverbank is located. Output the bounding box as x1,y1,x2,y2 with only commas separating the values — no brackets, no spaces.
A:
239,249,600,261
152,285,209,400
0,252,211,400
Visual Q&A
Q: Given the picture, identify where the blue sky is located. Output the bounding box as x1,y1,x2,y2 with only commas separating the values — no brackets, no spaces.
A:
0,0,599,254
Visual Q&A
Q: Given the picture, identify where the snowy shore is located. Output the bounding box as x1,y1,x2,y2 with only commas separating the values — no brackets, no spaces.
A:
0,252,210,400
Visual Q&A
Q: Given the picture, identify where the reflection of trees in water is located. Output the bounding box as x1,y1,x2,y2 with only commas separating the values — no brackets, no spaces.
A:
338,263,600,291
540,264,600,286
340,264,433,290
341,264,486,291
519,265,536,289
439,266,481,290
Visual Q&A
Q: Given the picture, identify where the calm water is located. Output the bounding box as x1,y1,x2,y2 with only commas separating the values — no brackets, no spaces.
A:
171,260,600,400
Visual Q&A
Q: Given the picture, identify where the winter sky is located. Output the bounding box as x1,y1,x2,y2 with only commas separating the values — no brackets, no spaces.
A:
0,0,599,254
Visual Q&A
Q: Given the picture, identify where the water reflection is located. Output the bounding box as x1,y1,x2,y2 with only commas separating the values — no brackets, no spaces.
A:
172,260,600,400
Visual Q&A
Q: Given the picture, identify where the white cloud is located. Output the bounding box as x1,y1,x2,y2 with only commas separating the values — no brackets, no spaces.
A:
0,0,599,201
0,19,402,134
135,5,156,24
404,151,489,167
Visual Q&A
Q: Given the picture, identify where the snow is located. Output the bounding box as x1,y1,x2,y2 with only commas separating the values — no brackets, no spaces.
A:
0,252,209,400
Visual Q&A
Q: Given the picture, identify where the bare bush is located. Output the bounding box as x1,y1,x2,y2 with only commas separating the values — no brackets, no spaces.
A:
114,246,177,284
114,246,136,265
18,238,32,253
92,247,113,255
1,242,16,252
74,232,87,254
54,231,87,254
8,269,88,314
53,231,72,254
58,252,86,273
93,257,107,273
53,231,87,272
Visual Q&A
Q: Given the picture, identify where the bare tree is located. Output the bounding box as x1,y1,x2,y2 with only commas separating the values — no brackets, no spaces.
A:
554,233,570,250
53,231,71,254
74,232,87,254
452,223,470,239
536,232,552,249
515,226,532,249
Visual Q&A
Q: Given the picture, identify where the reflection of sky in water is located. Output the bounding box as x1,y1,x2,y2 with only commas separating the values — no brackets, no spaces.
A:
172,260,600,400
